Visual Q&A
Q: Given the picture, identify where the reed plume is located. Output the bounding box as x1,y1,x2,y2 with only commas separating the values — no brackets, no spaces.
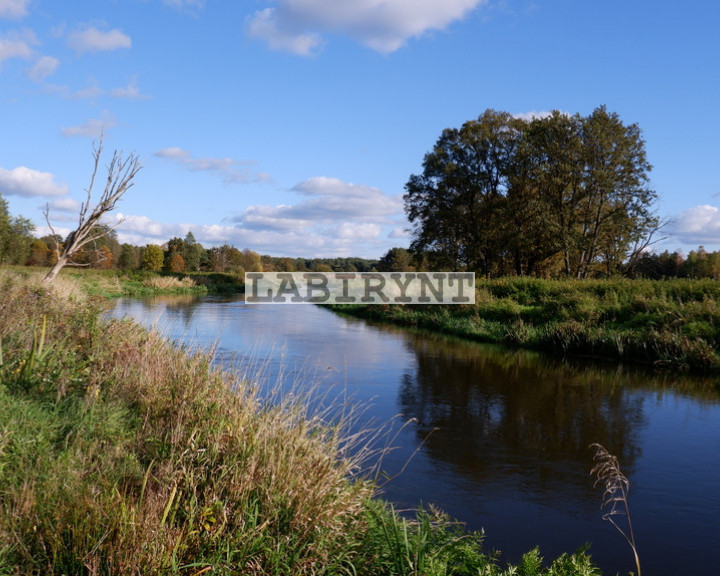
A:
590,443,641,576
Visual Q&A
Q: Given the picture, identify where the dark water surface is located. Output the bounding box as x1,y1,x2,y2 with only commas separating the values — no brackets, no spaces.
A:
111,294,720,576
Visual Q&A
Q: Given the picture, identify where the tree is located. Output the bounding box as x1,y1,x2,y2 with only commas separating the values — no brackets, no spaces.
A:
377,247,414,271
404,109,518,275
43,138,141,283
181,231,204,272
140,244,164,271
27,239,50,266
0,194,35,265
404,107,658,278
118,243,139,270
166,252,186,273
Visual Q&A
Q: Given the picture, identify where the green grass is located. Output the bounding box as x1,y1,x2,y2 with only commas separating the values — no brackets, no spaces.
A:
0,270,601,575
327,277,720,373
5,266,243,298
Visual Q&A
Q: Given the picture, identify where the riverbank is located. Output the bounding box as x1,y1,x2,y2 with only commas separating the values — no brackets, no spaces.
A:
327,277,720,373
2,266,244,299
0,269,601,575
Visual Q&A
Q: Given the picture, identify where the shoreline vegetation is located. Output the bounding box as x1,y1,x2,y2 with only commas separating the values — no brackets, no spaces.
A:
326,276,720,375
1,266,244,299
0,268,601,575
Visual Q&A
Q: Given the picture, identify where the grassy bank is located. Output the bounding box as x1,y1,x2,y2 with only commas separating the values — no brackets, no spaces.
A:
328,277,720,373
3,266,243,299
0,270,601,575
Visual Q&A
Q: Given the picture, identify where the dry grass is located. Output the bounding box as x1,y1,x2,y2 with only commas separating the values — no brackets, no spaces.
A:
0,270,374,575
590,443,641,576
142,274,197,290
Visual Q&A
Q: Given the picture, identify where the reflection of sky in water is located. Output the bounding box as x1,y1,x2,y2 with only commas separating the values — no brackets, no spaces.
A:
110,295,720,576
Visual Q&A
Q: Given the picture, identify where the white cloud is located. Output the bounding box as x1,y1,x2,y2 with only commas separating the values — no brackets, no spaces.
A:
234,177,402,231
246,0,487,55
389,227,410,238
513,110,554,121
61,114,116,138
155,147,270,184
0,29,35,67
27,55,60,80
108,176,408,257
0,166,69,198
48,77,148,100
163,0,206,12
47,197,81,213
0,0,29,19
671,205,720,245
67,26,131,54
246,8,322,56
224,176,407,256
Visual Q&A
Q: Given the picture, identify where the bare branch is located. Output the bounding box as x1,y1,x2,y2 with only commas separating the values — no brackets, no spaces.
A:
42,137,141,283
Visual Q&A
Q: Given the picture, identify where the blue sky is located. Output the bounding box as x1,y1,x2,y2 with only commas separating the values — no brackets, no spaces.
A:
1,0,719,259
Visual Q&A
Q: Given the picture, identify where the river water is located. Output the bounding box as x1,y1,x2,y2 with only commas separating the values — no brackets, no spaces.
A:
110,294,720,576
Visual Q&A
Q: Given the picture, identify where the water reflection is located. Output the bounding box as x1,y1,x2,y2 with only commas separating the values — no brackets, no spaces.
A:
397,336,647,503
110,296,720,576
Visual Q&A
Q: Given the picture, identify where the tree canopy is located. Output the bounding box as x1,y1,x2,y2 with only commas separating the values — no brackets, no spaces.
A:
404,107,659,278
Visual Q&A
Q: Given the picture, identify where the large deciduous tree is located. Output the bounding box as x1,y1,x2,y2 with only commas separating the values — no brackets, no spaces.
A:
404,107,659,277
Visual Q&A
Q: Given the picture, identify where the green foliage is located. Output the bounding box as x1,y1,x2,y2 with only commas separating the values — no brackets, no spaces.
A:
377,247,415,271
0,194,35,265
118,243,139,269
140,243,164,270
405,107,658,278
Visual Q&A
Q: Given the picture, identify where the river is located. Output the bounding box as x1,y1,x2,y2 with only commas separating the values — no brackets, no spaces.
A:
110,293,720,576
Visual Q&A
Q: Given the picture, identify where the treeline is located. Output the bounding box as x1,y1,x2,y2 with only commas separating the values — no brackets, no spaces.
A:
405,106,662,278
0,203,379,276
25,230,378,274
378,245,720,280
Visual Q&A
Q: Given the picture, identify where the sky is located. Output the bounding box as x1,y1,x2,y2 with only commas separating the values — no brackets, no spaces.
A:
1,0,719,259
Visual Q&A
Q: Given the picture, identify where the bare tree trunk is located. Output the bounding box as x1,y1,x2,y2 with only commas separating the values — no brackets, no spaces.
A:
42,137,141,284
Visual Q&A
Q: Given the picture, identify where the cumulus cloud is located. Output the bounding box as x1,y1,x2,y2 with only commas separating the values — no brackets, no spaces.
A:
47,197,81,213
0,0,29,19
67,25,131,54
671,205,720,245
107,176,408,257
0,166,69,198
28,55,60,80
234,177,402,231
155,147,270,184
61,114,116,138
0,29,35,67
246,0,487,55
225,176,407,255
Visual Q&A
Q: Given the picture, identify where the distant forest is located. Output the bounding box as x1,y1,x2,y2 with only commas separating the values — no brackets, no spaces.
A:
2,193,720,280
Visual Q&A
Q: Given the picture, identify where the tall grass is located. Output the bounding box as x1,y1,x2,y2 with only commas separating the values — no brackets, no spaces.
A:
0,269,602,575
0,271,371,574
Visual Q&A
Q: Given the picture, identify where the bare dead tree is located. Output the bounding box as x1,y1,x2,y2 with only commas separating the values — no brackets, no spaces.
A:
43,138,141,284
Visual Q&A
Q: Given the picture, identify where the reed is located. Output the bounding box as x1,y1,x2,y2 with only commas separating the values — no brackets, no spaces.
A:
590,443,641,576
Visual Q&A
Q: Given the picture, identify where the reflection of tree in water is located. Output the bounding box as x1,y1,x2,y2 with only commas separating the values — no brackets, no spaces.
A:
138,294,237,329
397,336,651,503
